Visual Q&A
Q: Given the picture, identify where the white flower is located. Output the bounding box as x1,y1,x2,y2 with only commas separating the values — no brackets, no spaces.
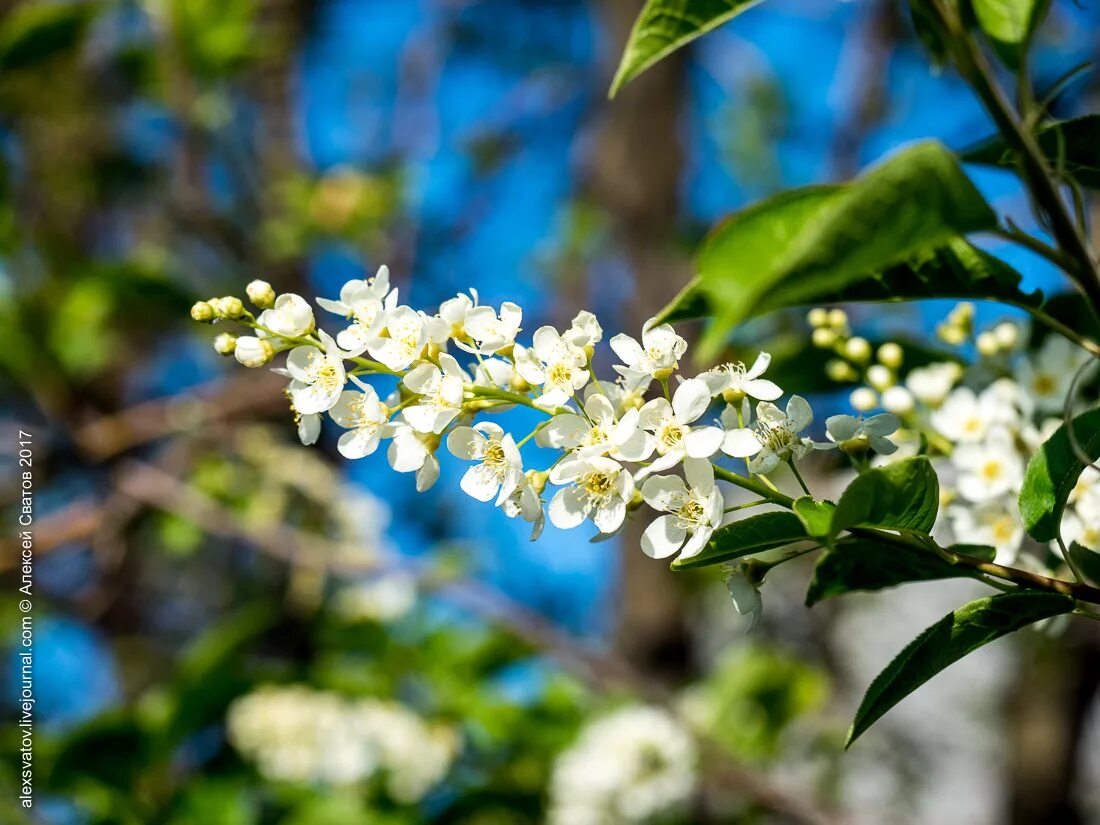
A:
548,455,634,534
402,353,468,434
930,386,1001,443
640,459,724,559
563,310,603,349
329,380,390,459
1015,335,1089,413
905,361,962,407
446,422,524,504
436,290,478,341
316,267,397,355
513,326,590,407
387,418,440,491
258,293,315,338
1060,509,1100,552
947,498,1023,563
461,300,523,355
701,352,782,402
951,427,1024,502
547,705,696,825
285,330,347,415
722,395,814,474
636,378,724,478
726,570,762,631
610,319,687,391
368,305,433,371
537,393,653,461
297,413,321,445
825,413,900,454
334,572,417,622
501,474,545,540
849,387,878,412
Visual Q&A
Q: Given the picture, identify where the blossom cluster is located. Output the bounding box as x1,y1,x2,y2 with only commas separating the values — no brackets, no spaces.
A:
813,305,1099,568
191,268,867,563
547,704,697,825
227,684,458,802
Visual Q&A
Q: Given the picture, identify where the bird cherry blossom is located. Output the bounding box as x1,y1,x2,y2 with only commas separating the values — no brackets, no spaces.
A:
447,423,525,504
513,326,590,407
548,455,635,534
636,379,724,478
640,459,724,560
721,396,814,474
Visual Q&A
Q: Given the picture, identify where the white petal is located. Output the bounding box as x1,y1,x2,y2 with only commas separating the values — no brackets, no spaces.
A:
683,457,714,493
641,515,687,559
593,498,626,534
461,465,500,502
680,526,712,559
388,433,426,472
609,333,644,367
446,426,485,460
549,487,587,529
539,414,588,449
338,428,381,459
672,378,712,423
416,456,439,491
641,475,687,511
684,426,724,458
722,428,762,458
745,351,771,379
786,395,813,431
742,378,782,401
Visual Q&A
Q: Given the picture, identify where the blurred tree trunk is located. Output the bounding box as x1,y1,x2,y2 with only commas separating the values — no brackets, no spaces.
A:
1005,623,1100,825
587,0,696,680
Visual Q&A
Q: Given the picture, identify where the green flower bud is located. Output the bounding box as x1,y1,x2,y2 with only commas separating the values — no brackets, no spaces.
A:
807,307,828,328
845,336,871,362
246,279,276,309
216,295,245,319
213,333,237,355
877,342,903,369
190,301,215,323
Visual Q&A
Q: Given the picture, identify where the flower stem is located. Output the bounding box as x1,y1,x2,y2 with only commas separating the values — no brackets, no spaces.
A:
787,459,811,496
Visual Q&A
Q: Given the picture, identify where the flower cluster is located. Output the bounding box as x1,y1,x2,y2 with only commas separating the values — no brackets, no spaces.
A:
815,304,1098,568
227,685,458,801
546,705,697,825
192,269,862,563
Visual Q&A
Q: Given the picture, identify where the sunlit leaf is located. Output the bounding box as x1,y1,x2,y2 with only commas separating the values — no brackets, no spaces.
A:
671,511,807,570
962,115,1100,190
1020,409,1100,541
847,591,1074,746
831,457,939,540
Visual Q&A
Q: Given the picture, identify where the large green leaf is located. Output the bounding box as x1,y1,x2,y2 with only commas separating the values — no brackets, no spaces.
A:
0,2,97,72
1069,542,1100,587
609,0,763,97
962,115,1100,190
847,591,1074,746
671,510,807,571
805,538,986,606
830,456,940,540
972,0,1050,67
1020,409,1100,541
670,143,998,355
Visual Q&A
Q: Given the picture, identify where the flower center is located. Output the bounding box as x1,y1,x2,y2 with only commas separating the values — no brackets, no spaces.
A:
677,499,706,527
755,421,796,454
658,422,683,449
584,471,614,497
1033,373,1056,396
980,460,1003,482
547,362,573,386
484,442,507,468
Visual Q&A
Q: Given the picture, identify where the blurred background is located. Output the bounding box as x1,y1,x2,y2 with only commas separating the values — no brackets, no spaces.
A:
3,1,1100,823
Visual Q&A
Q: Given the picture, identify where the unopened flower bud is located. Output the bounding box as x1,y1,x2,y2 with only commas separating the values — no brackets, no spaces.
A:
213,333,237,355
825,359,857,382
881,386,915,415
246,279,276,309
993,322,1019,350
877,342,903,369
216,295,245,319
827,308,848,331
950,302,975,324
526,469,548,496
867,364,894,391
845,336,871,362
936,322,967,346
807,307,828,328
850,387,878,412
976,331,999,357
812,327,837,348
190,301,215,323
234,336,275,368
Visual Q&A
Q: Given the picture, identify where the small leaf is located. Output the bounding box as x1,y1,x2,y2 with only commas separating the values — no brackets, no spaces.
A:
793,496,834,538
1069,542,1100,587
689,143,998,357
847,591,1074,746
962,115,1100,190
831,457,939,540
971,0,1050,67
609,0,764,98
671,511,807,571
806,538,981,606
1019,409,1100,541
949,543,998,562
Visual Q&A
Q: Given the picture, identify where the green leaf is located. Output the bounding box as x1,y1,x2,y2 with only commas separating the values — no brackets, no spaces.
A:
0,2,97,72
971,0,1050,67
847,591,1074,746
1069,542,1100,587
962,115,1100,190
805,538,982,606
830,457,940,540
793,496,834,538
949,543,998,562
682,143,998,356
671,511,807,571
609,0,763,98
1019,409,1100,541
